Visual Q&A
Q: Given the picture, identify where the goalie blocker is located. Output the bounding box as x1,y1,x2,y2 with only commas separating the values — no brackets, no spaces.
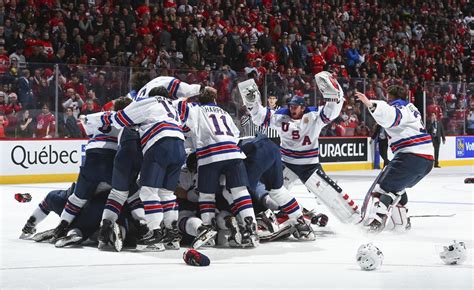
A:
284,167,360,224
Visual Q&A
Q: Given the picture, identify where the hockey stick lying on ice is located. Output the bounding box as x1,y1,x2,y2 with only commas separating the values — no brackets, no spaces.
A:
408,214,456,218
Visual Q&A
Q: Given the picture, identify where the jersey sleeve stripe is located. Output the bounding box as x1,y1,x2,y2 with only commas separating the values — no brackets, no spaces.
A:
178,100,189,122
390,108,402,128
320,109,331,124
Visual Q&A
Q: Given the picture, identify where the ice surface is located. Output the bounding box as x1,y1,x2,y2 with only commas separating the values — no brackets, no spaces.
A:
1,166,473,289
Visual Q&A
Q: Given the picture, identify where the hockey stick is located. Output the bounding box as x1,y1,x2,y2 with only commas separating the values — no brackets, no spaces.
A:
408,214,456,218
359,167,387,223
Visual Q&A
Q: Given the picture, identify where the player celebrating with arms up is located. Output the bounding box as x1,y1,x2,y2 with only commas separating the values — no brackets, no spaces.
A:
355,85,434,232
243,71,360,225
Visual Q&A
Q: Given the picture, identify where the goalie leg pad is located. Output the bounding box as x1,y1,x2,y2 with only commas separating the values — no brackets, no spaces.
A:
385,205,409,231
282,166,300,191
304,169,359,224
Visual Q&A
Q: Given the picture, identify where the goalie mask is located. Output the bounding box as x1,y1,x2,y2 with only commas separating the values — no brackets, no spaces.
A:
314,71,344,101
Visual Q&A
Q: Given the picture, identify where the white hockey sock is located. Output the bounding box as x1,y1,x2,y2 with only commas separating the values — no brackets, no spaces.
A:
269,187,302,221
199,193,216,225
184,217,202,237
102,189,128,222
32,204,49,225
262,194,280,211
61,193,87,224
140,186,162,230
127,190,145,223
159,189,178,228
230,186,255,223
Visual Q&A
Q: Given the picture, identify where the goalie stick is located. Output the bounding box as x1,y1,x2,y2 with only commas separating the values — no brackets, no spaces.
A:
359,167,387,223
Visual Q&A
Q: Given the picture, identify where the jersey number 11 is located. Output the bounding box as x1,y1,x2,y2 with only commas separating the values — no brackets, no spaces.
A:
209,114,234,136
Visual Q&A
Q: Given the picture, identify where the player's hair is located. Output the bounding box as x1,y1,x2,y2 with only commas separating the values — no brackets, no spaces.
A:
114,97,132,111
387,85,406,101
198,87,217,104
130,71,151,91
149,86,170,98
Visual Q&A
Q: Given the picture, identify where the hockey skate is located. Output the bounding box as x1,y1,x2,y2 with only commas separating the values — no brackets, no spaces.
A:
52,220,69,242
162,221,181,250
240,216,259,248
19,216,36,240
98,219,124,252
136,222,164,252
224,216,242,247
302,208,329,227
292,216,316,241
32,229,56,242
367,201,388,233
192,223,217,250
55,231,83,248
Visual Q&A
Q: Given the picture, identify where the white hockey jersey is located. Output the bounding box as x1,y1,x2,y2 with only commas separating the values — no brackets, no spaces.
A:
135,76,201,101
93,96,184,154
83,112,120,151
177,100,245,166
250,101,343,165
177,167,199,203
370,99,434,158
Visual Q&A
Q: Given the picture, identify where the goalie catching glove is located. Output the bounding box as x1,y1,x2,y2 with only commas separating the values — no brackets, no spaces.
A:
315,71,344,103
237,79,262,109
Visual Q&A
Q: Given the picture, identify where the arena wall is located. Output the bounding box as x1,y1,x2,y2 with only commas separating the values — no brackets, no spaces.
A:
1,136,472,184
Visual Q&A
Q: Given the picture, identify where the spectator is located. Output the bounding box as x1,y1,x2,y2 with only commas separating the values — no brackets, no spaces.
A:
17,109,34,138
427,112,446,168
371,124,389,168
17,69,34,109
467,109,474,135
63,107,82,138
34,103,55,138
0,113,8,138
62,88,83,118
0,92,7,115
81,98,100,115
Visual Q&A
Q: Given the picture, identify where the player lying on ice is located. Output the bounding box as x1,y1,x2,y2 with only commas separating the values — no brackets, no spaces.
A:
19,183,137,251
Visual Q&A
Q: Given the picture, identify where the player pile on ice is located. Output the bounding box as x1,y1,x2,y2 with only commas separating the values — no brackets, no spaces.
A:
19,70,433,254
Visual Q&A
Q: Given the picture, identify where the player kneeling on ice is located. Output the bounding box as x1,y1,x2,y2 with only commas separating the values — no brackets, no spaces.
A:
240,72,360,225
356,86,434,232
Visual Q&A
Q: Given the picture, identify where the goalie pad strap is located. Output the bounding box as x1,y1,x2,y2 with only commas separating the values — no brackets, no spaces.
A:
304,169,359,224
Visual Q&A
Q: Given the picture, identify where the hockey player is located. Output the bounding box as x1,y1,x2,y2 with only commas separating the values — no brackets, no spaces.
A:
20,184,124,251
97,72,151,250
135,76,201,101
239,133,314,240
98,74,201,250
355,86,434,232
177,87,259,247
51,97,126,241
97,86,186,251
244,72,360,224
